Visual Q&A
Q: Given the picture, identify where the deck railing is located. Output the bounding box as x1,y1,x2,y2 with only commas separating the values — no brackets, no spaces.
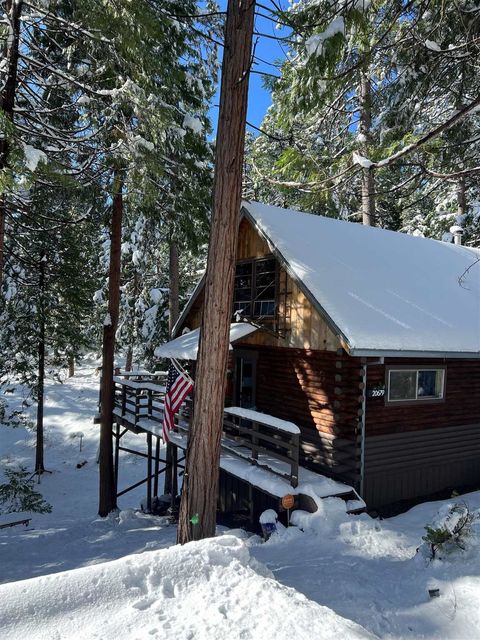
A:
108,372,300,489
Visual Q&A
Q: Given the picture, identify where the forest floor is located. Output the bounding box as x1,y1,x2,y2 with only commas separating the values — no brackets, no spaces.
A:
1,363,480,639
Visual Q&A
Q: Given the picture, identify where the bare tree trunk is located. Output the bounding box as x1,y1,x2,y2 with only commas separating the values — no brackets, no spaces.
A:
456,177,466,220
177,0,255,544
98,168,123,517
359,64,375,227
125,346,133,372
125,270,139,372
168,239,179,338
68,353,75,378
0,0,23,285
35,253,46,474
164,237,180,497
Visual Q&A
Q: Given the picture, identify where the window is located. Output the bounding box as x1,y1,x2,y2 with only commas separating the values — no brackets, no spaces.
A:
233,256,276,319
387,368,445,403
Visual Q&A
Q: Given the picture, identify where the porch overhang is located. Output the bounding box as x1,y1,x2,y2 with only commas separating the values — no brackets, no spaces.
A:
154,322,260,361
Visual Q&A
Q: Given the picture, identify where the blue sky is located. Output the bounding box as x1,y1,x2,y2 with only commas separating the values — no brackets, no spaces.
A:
209,1,288,135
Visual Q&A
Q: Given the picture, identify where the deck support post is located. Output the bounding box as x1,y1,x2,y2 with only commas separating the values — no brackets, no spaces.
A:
170,445,178,510
153,435,160,498
146,433,152,512
114,422,120,494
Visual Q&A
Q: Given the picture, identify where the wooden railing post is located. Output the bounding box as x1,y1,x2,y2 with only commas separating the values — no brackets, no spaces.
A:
147,388,152,419
291,433,299,488
251,420,259,462
135,388,140,423
121,383,126,416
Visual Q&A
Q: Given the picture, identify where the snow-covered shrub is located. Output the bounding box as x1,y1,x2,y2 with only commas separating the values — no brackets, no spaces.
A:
420,502,479,560
0,467,52,514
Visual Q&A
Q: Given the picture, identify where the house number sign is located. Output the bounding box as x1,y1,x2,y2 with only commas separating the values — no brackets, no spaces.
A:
367,385,385,398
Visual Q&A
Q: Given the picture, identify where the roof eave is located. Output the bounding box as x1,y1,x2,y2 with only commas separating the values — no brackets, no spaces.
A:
348,347,480,360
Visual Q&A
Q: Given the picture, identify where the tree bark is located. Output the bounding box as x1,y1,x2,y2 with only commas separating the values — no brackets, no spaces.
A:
456,177,466,220
68,353,75,378
35,253,46,475
168,239,179,339
0,0,23,286
125,269,139,372
98,168,123,517
177,0,255,544
359,64,375,226
164,236,180,497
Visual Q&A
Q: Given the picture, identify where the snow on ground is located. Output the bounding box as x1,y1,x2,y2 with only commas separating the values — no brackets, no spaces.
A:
1,364,480,639
0,534,372,640
0,363,176,584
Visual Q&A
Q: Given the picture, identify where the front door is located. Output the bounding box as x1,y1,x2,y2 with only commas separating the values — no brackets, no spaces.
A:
233,351,257,409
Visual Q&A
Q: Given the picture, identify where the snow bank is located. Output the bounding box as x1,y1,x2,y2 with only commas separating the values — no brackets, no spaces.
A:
0,535,372,640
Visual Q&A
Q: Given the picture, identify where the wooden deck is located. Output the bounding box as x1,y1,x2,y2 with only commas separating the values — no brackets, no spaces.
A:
106,372,364,516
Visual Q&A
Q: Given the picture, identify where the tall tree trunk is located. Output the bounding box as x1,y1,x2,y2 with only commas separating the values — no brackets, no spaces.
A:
0,0,23,286
359,64,375,227
68,353,75,378
125,345,133,372
168,239,179,338
177,0,255,544
35,253,46,475
164,236,180,497
456,177,466,220
98,168,123,517
125,269,138,371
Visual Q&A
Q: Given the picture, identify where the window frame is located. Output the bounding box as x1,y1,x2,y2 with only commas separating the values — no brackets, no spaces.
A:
233,255,277,320
385,366,446,406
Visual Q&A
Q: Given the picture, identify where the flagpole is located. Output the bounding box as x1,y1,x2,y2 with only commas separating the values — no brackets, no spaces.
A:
170,357,194,385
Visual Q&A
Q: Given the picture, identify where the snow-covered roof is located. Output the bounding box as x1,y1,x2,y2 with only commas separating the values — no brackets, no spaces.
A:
243,201,480,358
155,322,259,361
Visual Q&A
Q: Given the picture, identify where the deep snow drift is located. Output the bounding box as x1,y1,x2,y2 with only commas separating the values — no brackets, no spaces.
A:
0,534,372,640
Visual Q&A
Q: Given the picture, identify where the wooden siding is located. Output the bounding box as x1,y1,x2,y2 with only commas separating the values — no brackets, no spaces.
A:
365,358,480,435
363,358,480,506
237,217,271,259
363,424,480,507
234,344,362,484
177,217,340,351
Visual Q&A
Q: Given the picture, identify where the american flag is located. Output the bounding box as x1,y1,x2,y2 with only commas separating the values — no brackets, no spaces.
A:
162,362,193,443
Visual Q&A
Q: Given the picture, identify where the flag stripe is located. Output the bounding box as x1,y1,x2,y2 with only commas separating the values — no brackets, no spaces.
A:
161,362,192,443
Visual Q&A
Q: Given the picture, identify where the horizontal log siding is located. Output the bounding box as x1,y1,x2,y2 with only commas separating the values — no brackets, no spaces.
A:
236,344,363,485
366,358,480,435
363,424,480,507
364,358,480,507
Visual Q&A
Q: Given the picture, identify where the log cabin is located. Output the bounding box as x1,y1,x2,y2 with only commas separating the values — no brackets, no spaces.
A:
155,201,480,515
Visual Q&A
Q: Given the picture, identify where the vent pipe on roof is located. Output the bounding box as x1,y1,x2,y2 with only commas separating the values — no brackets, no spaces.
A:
450,225,464,245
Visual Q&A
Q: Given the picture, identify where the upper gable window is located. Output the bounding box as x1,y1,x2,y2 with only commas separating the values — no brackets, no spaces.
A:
233,256,276,319
387,368,445,403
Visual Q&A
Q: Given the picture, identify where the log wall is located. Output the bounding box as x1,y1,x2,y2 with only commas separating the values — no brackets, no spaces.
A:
365,358,480,435
235,343,363,485
363,358,480,507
